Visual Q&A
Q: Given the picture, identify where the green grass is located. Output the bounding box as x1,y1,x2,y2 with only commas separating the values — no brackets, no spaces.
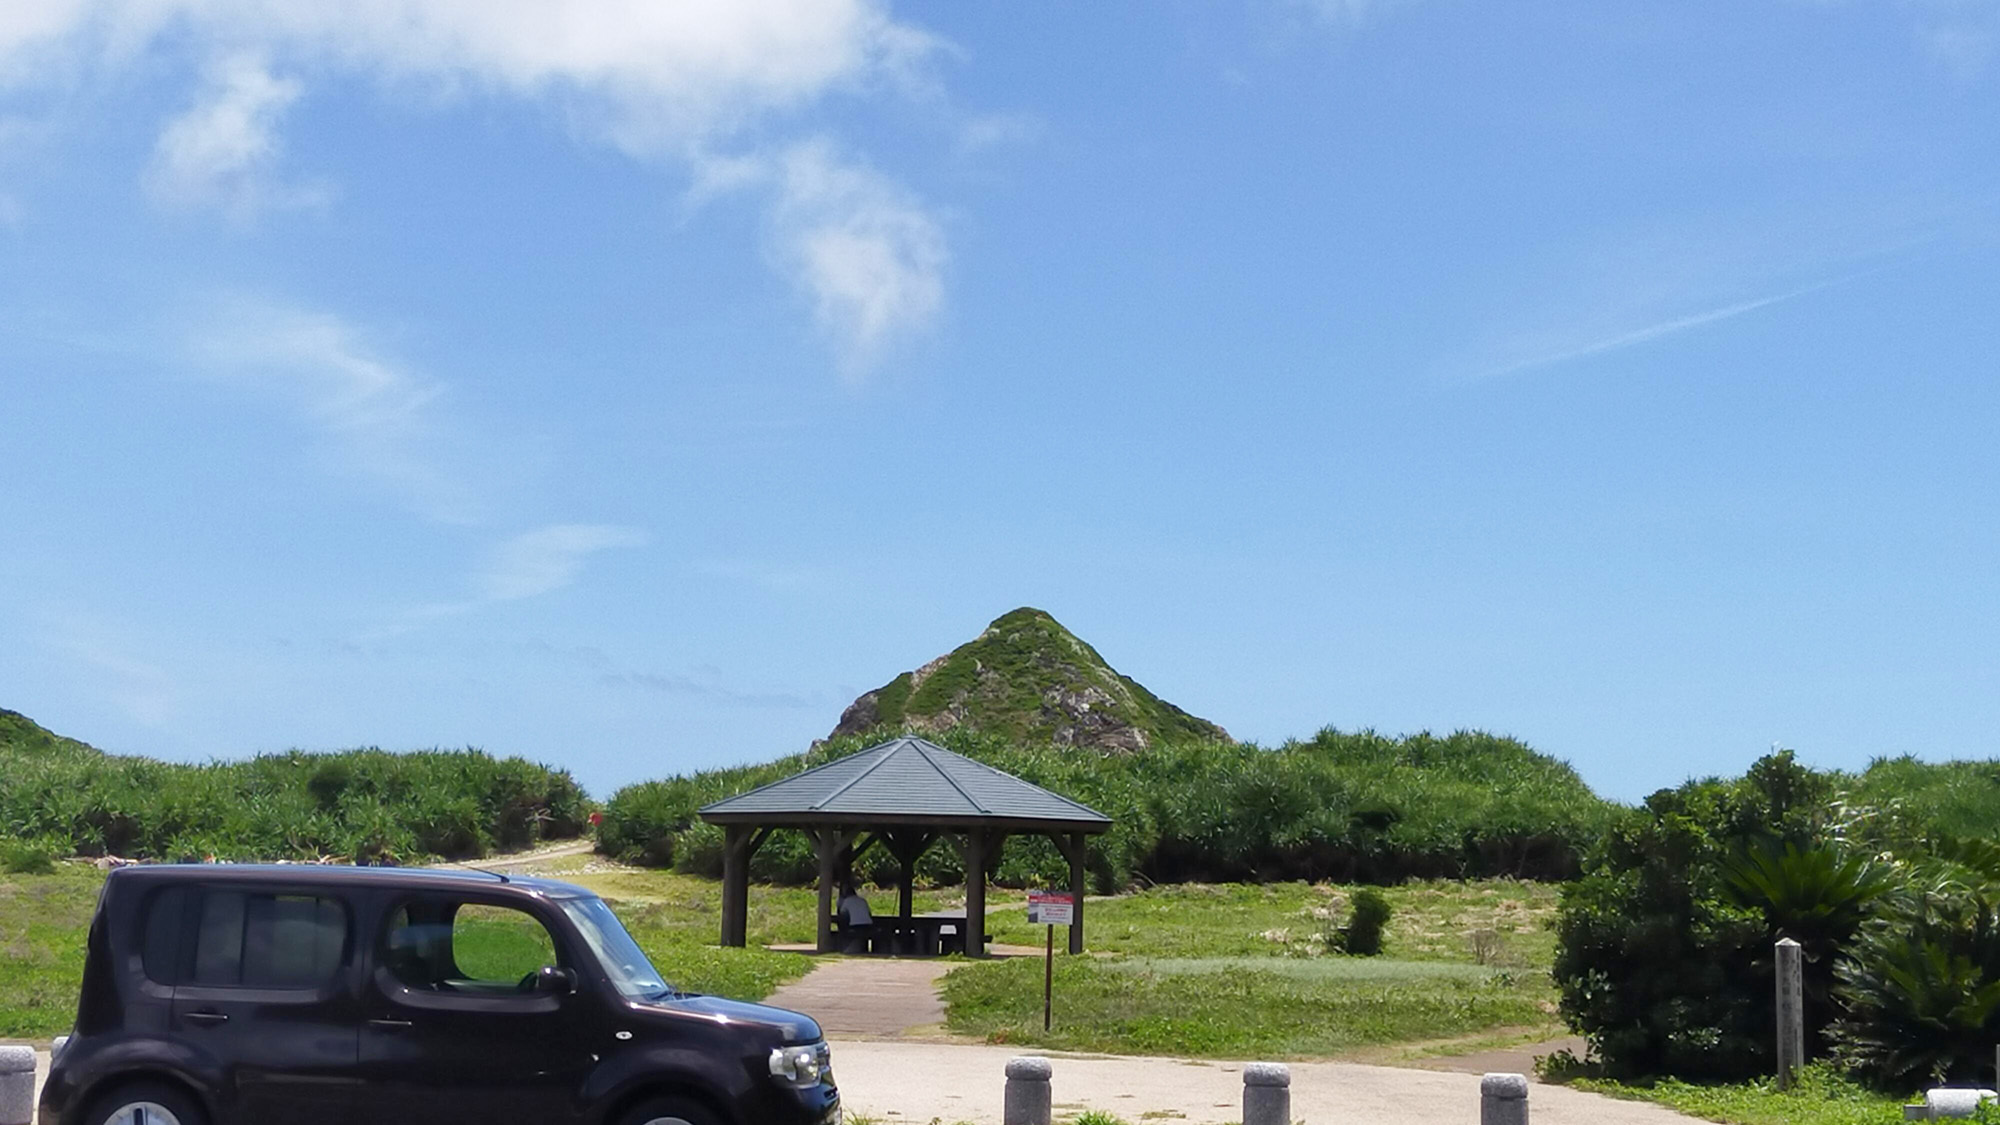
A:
941,954,1556,1058
0,867,102,1038
947,877,1563,1058
984,879,1557,966
1571,1065,1912,1125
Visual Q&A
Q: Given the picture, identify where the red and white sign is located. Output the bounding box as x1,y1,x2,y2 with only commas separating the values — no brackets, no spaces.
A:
1027,891,1075,926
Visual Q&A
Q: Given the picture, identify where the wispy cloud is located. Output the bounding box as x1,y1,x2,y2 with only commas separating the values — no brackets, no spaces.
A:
769,139,947,374
477,524,647,602
144,52,324,217
192,299,476,522
36,614,180,728
598,669,817,710
1472,274,1856,380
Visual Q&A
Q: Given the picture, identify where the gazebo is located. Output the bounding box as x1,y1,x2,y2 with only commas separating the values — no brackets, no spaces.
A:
699,736,1112,958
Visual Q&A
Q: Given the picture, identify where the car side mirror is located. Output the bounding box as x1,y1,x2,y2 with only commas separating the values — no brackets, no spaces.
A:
534,965,577,994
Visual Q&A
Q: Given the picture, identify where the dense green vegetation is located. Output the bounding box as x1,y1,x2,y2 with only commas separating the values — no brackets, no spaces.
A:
838,608,1231,750
0,709,590,864
599,725,1618,888
1556,749,2000,1090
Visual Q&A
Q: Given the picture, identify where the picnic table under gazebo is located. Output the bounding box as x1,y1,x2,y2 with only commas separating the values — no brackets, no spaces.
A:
699,736,1112,958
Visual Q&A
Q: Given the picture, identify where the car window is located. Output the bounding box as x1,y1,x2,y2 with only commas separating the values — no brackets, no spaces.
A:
141,886,190,984
381,898,560,994
188,890,348,989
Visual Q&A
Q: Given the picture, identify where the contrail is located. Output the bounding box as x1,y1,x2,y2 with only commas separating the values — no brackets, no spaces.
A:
1476,272,1861,380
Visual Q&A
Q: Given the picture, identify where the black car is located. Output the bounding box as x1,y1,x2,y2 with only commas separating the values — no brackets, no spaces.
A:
38,864,839,1125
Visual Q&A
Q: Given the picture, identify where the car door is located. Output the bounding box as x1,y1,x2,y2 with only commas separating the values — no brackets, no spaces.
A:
355,891,596,1125
157,884,362,1125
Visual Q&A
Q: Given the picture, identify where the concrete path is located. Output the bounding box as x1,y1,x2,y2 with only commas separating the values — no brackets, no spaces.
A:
830,1040,1697,1124
763,958,953,1038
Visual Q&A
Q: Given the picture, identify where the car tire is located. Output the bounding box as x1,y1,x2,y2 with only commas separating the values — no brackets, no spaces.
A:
619,1094,725,1125
83,1080,209,1125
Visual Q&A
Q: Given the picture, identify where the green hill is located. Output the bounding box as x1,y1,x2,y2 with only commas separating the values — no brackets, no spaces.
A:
0,708,104,757
831,607,1231,751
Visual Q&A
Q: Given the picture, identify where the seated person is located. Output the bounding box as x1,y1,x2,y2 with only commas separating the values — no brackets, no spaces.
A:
836,880,874,953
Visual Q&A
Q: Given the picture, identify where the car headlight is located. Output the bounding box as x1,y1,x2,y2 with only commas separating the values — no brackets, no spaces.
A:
768,1042,831,1088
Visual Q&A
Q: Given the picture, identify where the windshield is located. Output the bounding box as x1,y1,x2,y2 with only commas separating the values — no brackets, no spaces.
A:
559,896,676,1001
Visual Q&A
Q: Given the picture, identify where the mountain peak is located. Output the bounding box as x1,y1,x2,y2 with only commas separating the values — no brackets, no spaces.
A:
829,608,1230,752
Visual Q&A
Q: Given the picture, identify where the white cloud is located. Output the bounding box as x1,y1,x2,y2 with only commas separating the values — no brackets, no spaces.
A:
193,300,475,522
145,53,320,216
477,524,647,602
768,139,947,373
1,0,954,370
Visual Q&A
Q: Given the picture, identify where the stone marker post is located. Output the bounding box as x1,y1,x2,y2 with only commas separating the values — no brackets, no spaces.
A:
1004,1056,1052,1125
0,1044,35,1125
1481,1072,1529,1125
1924,1088,2000,1119
1775,937,1804,1090
1243,1062,1290,1125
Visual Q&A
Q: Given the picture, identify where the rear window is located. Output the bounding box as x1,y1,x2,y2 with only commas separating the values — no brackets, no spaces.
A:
141,885,349,989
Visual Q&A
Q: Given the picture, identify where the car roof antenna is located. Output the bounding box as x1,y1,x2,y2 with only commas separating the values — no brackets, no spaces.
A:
465,865,511,883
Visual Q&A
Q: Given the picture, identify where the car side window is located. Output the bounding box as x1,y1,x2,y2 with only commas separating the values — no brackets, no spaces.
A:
187,890,349,989
141,886,190,984
381,897,561,994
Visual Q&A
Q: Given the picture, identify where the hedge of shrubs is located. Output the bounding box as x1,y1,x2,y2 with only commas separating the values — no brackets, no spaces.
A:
0,720,591,864
596,726,1620,893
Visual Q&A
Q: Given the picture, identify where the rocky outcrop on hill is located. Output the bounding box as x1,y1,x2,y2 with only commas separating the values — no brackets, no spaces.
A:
830,607,1230,752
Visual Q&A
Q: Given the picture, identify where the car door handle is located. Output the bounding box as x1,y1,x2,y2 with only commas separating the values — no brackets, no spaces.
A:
183,1011,229,1026
368,1018,413,1031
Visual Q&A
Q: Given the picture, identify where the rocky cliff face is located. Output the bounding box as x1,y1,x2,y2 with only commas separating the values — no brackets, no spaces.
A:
830,607,1230,752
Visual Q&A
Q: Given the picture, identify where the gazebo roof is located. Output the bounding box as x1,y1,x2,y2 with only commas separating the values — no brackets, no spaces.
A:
698,736,1111,832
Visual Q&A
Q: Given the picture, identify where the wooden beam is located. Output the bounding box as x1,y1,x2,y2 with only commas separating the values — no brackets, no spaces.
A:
721,824,751,948
1069,831,1088,955
813,827,841,954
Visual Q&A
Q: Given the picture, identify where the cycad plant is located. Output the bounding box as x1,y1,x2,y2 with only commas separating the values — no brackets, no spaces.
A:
1830,888,2000,1088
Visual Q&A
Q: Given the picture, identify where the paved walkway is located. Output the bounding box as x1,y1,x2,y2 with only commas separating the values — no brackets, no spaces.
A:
763,957,953,1038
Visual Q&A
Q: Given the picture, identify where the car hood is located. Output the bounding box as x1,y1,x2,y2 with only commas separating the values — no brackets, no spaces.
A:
637,993,823,1044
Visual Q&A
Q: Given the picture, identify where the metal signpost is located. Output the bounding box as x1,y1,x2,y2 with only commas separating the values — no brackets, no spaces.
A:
1028,890,1075,1030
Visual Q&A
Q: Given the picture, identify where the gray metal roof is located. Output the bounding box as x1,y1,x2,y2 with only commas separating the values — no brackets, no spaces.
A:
698,737,1111,830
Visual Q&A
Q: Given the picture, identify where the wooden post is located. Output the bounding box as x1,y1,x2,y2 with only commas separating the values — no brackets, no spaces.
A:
815,828,840,954
1068,831,1087,956
1775,937,1804,1089
964,829,988,959
1043,923,1054,1030
720,825,750,947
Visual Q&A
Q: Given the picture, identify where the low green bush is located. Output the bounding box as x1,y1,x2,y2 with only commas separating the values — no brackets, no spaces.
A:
1342,887,1392,955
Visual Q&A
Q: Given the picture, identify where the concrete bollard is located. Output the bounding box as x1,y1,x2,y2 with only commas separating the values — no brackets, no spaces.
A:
0,1044,36,1125
1242,1062,1291,1125
1482,1072,1530,1125
1923,1088,1998,1119
1003,1056,1052,1125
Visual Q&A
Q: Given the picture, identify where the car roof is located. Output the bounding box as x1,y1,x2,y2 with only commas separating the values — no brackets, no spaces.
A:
105,862,594,899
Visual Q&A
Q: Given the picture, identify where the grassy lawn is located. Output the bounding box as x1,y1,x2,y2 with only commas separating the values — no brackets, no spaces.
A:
1570,1065,1914,1125
952,879,1563,1058
983,879,1556,966
0,867,102,1039
943,953,1556,1058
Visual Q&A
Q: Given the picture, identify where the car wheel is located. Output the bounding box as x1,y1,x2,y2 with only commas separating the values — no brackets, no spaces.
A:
85,1081,208,1125
619,1094,724,1125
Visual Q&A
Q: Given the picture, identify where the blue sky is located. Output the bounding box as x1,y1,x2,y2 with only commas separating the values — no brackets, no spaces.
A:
4,1,1997,802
